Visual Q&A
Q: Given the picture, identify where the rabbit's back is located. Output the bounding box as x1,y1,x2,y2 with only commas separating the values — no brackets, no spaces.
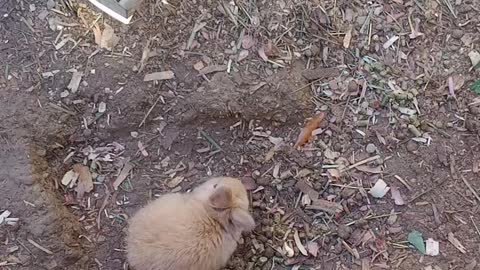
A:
126,193,237,270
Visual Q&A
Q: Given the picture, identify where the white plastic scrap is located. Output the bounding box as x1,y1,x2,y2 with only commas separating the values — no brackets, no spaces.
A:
369,179,390,198
425,238,440,256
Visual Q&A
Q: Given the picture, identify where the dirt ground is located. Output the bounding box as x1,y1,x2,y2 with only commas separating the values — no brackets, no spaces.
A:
1,0,480,269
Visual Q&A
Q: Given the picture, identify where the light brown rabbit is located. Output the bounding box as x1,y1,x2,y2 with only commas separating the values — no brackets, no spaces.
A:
126,177,255,270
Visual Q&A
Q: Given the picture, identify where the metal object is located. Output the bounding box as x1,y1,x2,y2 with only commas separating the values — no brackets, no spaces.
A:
88,0,140,24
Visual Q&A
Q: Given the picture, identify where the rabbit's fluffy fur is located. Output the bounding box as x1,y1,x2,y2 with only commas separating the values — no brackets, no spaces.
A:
126,177,255,270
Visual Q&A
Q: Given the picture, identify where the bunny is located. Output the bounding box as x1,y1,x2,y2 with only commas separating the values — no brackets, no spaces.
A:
126,177,255,270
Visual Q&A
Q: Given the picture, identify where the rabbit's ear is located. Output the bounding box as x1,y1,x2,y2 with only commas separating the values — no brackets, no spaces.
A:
231,208,255,231
208,186,233,209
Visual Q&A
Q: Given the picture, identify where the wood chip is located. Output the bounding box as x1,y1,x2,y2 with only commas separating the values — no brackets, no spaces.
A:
167,176,184,188
343,25,353,48
61,169,79,186
137,141,148,157
144,71,175,81
301,67,340,81
113,160,133,190
306,199,343,214
448,232,466,254
355,165,382,174
198,65,227,76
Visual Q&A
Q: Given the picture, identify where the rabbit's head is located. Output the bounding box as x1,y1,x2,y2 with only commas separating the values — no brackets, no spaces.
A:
194,177,255,234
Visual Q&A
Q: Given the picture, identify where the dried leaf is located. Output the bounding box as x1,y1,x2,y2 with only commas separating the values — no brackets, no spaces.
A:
241,35,256,49
73,164,93,198
448,232,466,254
408,230,426,254
390,186,405,205
258,46,268,61
468,50,480,68
295,180,319,201
293,230,308,256
369,179,390,198
240,177,257,191
283,241,295,257
294,113,326,148
264,40,280,57
327,168,340,180
452,74,465,90
99,23,119,51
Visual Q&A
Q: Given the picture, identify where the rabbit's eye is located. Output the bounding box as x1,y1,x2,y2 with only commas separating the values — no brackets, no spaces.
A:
213,184,218,188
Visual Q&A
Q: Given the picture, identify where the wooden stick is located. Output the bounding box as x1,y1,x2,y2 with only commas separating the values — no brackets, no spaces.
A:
394,175,412,191
460,175,480,203
343,155,380,172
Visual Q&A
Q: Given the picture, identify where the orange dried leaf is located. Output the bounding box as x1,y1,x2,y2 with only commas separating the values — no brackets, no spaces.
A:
294,113,325,148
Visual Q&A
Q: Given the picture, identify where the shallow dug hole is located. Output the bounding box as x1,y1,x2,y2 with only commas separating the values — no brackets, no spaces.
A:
0,137,89,269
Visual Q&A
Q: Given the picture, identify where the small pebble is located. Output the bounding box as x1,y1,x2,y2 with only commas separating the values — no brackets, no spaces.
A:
337,225,352,239
366,143,377,154
406,140,419,152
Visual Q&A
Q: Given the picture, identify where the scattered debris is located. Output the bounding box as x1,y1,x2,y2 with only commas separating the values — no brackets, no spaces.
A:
113,159,134,190
143,71,175,82
42,70,60,78
66,71,83,93
198,65,227,76
137,141,148,157
383,35,399,49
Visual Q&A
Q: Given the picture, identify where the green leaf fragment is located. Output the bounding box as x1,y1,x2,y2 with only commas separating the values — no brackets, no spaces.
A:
470,80,480,94
408,230,426,254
